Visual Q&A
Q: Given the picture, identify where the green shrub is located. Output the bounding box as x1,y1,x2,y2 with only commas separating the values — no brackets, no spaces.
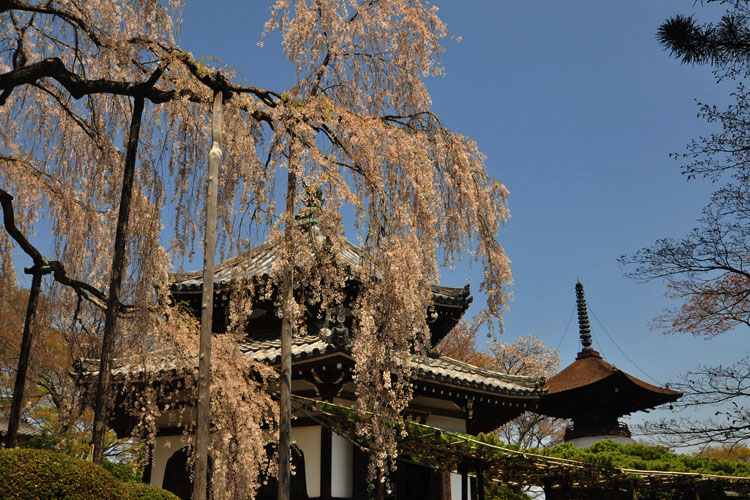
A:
21,435,61,451
124,481,182,500
103,459,142,483
0,448,179,500
541,440,750,477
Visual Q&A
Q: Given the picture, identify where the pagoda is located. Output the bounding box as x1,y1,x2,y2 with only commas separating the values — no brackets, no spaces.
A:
539,282,682,447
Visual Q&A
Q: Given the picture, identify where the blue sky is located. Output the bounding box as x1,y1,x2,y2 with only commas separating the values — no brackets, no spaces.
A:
179,1,748,431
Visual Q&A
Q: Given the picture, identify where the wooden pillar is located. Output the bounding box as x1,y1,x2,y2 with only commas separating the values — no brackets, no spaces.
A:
461,464,468,500
91,95,145,464
194,90,222,500
476,461,485,500
278,161,297,500
320,426,332,500
4,266,45,448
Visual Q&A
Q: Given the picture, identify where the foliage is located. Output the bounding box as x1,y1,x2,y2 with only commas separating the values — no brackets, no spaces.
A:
123,481,182,500
22,434,60,450
0,448,178,500
0,277,132,459
658,6,750,71
102,459,142,483
695,444,750,462
541,440,750,477
20,433,142,480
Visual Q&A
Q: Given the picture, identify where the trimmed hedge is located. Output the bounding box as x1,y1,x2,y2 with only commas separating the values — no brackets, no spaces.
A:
541,440,750,477
124,481,183,500
0,448,179,500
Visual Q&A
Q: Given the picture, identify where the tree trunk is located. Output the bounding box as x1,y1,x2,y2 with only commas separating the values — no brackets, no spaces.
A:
91,96,145,464
193,91,223,500
4,267,44,448
278,161,297,500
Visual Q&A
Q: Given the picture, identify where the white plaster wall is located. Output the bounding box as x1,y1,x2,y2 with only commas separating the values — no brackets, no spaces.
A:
151,434,191,488
426,415,466,434
292,425,321,498
331,432,353,498
449,472,472,500
568,435,635,448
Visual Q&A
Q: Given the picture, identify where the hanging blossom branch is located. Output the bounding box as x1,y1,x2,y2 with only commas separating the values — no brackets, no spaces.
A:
0,187,136,316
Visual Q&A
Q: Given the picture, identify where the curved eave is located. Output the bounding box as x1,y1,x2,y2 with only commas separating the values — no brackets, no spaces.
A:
545,350,681,396
540,369,682,419
242,338,543,399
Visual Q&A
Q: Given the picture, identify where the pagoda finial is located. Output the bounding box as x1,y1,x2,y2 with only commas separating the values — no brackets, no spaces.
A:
575,281,593,351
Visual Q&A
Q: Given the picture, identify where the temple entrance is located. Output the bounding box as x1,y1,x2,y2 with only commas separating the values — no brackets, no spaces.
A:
394,461,443,500
352,447,445,500
161,447,212,500
256,444,309,500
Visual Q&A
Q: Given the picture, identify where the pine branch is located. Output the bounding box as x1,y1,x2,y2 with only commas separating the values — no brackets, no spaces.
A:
658,13,750,66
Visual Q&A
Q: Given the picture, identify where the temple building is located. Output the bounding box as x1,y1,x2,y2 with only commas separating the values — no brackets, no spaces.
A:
538,282,682,448
80,237,547,500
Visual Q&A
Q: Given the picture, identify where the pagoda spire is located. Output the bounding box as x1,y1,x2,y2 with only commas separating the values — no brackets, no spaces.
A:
575,281,593,352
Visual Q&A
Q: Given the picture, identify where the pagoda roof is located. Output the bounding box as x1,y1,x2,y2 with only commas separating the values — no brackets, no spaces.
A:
540,348,682,418
538,282,682,419
169,239,473,310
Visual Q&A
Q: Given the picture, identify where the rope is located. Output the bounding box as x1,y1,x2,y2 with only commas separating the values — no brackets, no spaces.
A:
587,303,664,386
555,303,576,351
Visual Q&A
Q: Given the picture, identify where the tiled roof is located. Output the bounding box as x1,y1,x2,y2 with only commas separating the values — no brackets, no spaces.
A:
238,334,545,397
237,334,333,363
75,335,544,398
73,352,196,380
169,240,472,307
414,354,544,396
170,240,365,291
0,417,43,438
